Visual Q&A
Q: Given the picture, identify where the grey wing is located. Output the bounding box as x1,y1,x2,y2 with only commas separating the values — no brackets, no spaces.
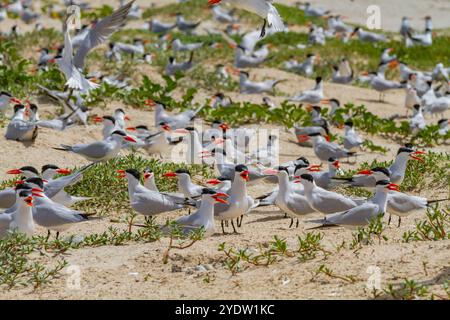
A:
313,190,357,213
45,172,84,198
72,141,111,159
387,193,427,214
0,213,13,229
5,121,36,140
132,191,182,215
33,205,85,227
327,203,378,226
287,194,315,214
73,1,134,69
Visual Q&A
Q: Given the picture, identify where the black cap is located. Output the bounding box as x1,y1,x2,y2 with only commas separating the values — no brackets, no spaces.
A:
125,169,140,180
300,174,314,182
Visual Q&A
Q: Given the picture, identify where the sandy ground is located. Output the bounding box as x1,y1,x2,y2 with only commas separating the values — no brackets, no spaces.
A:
0,1,449,300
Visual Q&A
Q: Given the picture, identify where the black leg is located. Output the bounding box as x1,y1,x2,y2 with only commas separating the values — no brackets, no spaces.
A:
260,19,267,38
221,220,225,234
296,219,299,228
397,217,401,228
388,214,392,225
284,213,287,218
289,218,294,228
231,220,237,233
56,231,60,240
46,230,51,242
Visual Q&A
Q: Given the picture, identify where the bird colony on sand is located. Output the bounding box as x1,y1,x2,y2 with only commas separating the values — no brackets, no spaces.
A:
0,1,449,244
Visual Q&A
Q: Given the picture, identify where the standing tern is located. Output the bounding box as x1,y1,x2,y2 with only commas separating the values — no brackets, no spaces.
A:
409,105,426,134
239,71,285,94
309,180,399,229
53,130,136,162
120,169,192,219
356,168,449,226
268,166,315,228
175,188,229,237
0,190,35,239
351,27,386,43
437,119,449,136
143,168,158,192
175,13,201,33
214,165,259,233
5,104,38,142
298,174,358,215
171,39,204,52
163,169,204,199
235,46,268,68
302,2,330,17
289,77,325,104
284,54,317,77
165,52,195,76
208,0,285,37
343,121,363,153
299,132,356,162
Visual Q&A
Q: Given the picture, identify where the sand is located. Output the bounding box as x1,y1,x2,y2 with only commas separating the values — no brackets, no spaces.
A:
0,1,449,300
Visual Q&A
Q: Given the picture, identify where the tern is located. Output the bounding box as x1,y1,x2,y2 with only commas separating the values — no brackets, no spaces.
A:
437,119,449,136
239,71,285,94
406,29,433,47
141,122,182,157
5,104,38,142
175,188,228,237
311,157,341,189
147,19,176,34
356,167,449,226
298,174,358,215
284,54,317,76
351,27,387,43
40,165,92,207
235,46,267,68
171,38,203,52
165,52,195,76
299,132,356,162
211,5,237,23
214,165,258,233
289,77,325,104
163,169,204,199
0,190,35,239
409,105,426,134
120,169,192,219
26,178,89,239
175,13,201,33
331,64,353,84
150,99,205,129
309,180,399,229
143,168,158,192
0,91,20,113
267,166,316,228
400,17,412,38
302,2,330,17
72,1,134,70
343,121,363,153
380,48,397,64
53,130,136,162
209,0,285,37
0,166,40,209
404,85,422,116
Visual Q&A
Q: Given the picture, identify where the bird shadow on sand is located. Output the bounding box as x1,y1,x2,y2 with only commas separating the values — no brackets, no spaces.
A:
247,214,285,224
358,98,395,106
